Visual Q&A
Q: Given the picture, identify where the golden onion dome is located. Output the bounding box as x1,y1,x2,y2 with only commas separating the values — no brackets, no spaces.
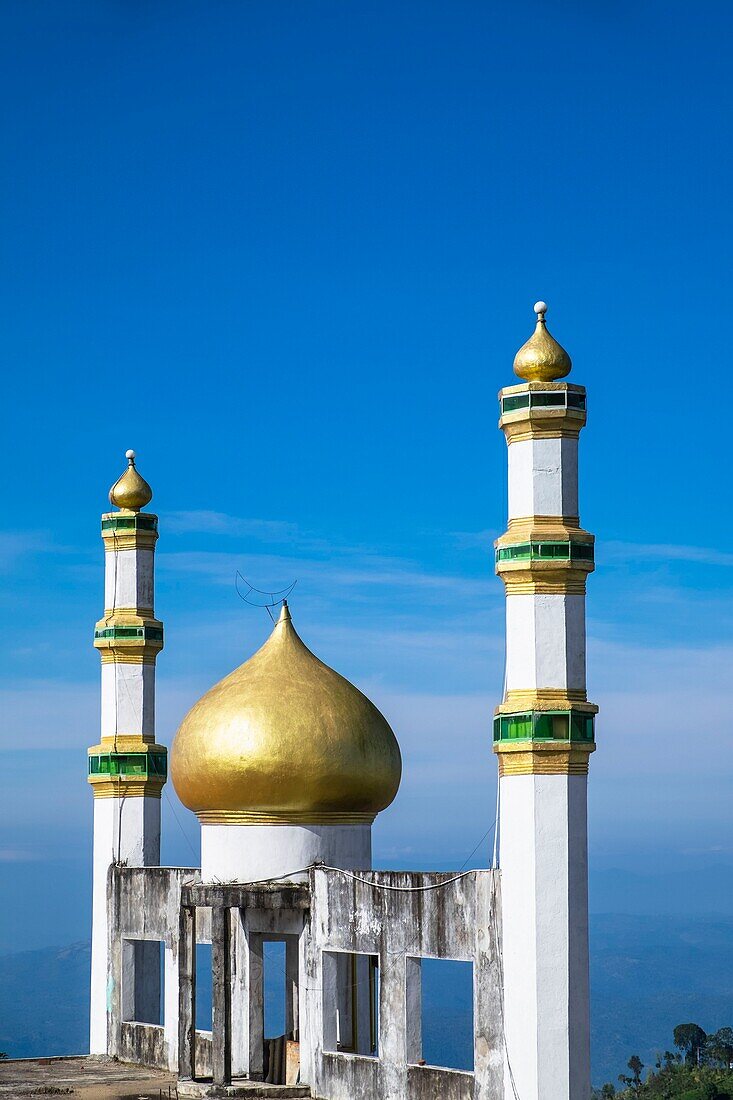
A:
170,603,402,825
109,450,153,511
513,301,572,382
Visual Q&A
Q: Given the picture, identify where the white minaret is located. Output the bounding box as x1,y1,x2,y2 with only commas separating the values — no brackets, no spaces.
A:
495,304,597,1100
88,451,167,1054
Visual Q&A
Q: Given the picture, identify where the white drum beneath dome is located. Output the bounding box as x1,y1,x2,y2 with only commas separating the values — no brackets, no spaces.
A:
200,822,372,883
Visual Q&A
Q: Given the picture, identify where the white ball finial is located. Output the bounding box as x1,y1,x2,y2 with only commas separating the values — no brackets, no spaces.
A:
534,301,548,317
125,449,136,462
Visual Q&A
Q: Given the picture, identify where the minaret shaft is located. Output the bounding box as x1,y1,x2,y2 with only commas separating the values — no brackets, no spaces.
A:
507,436,579,519
495,312,596,1100
88,454,166,1055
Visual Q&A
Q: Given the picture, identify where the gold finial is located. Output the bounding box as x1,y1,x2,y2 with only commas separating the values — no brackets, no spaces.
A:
109,449,153,512
513,301,572,382
277,600,292,624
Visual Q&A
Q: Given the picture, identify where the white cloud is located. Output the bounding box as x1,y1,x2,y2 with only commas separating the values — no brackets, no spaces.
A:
0,531,59,573
0,848,46,863
166,511,298,541
158,547,495,606
603,540,733,569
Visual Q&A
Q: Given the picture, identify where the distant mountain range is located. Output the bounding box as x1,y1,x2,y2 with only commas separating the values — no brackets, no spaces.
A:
2,915,731,1088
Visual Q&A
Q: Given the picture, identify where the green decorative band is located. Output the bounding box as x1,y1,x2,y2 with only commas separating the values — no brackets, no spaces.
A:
501,390,586,415
493,709,595,744
101,514,158,533
496,540,594,565
88,751,167,779
94,625,164,643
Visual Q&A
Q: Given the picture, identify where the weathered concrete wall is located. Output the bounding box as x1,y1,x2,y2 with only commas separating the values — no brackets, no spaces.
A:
107,866,200,1072
304,869,503,1100
194,1031,213,1078
107,865,504,1100
119,1022,167,1070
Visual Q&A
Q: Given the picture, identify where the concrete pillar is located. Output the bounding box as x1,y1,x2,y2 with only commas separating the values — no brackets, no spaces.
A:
474,871,505,1100
320,951,338,1053
211,907,232,1086
163,943,179,1072
377,950,405,1098
405,956,422,1064
247,932,265,1080
230,910,248,1078
297,925,312,1086
285,936,299,1039
178,906,196,1081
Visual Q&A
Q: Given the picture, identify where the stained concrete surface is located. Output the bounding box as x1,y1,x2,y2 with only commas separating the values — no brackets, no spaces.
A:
0,1057,173,1100
0,1061,313,1100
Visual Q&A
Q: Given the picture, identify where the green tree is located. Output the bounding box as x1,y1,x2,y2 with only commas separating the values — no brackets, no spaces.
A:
619,1054,645,1094
600,1085,616,1098
705,1026,733,1068
674,1024,707,1066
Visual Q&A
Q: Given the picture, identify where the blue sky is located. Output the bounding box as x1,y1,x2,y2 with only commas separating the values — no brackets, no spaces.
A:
1,0,732,950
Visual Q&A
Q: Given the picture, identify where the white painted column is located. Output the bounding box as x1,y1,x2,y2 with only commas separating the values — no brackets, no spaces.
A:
505,593,587,694
90,797,162,1051
163,943,179,1071
499,774,590,1100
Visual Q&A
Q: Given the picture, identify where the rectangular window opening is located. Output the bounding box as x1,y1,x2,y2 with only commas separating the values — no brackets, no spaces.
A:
529,391,566,408
264,940,286,1039
408,957,474,1072
195,941,212,1032
121,939,164,1026
322,950,379,1058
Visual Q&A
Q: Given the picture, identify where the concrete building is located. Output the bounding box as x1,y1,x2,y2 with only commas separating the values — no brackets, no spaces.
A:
87,303,597,1100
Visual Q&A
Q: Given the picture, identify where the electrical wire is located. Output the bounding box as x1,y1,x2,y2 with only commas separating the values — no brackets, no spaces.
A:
162,784,199,865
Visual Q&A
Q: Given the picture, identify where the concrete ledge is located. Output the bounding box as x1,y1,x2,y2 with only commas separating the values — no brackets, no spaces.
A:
181,883,310,910
177,1081,310,1098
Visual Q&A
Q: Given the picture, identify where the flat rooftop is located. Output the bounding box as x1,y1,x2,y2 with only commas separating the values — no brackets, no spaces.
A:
0,1059,312,1100
0,1057,173,1100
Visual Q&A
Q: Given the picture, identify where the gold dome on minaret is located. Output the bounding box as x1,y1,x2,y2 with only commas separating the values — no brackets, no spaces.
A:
513,301,572,382
170,602,402,824
109,450,153,512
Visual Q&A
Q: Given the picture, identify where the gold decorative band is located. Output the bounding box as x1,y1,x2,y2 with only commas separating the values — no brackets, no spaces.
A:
95,612,163,627
497,689,596,713
503,579,588,594
88,777,165,799
103,606,155,618
496,520,592,545
497,564,591,593
102,533,158,551
499,382,586,395
507,515,580,531
99,653,157,665
196,809,377,826
88,737,167,754
494,741,595,776
502,425,582,443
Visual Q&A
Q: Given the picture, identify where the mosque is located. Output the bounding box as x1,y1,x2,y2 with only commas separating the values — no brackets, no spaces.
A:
87,303,597,1100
